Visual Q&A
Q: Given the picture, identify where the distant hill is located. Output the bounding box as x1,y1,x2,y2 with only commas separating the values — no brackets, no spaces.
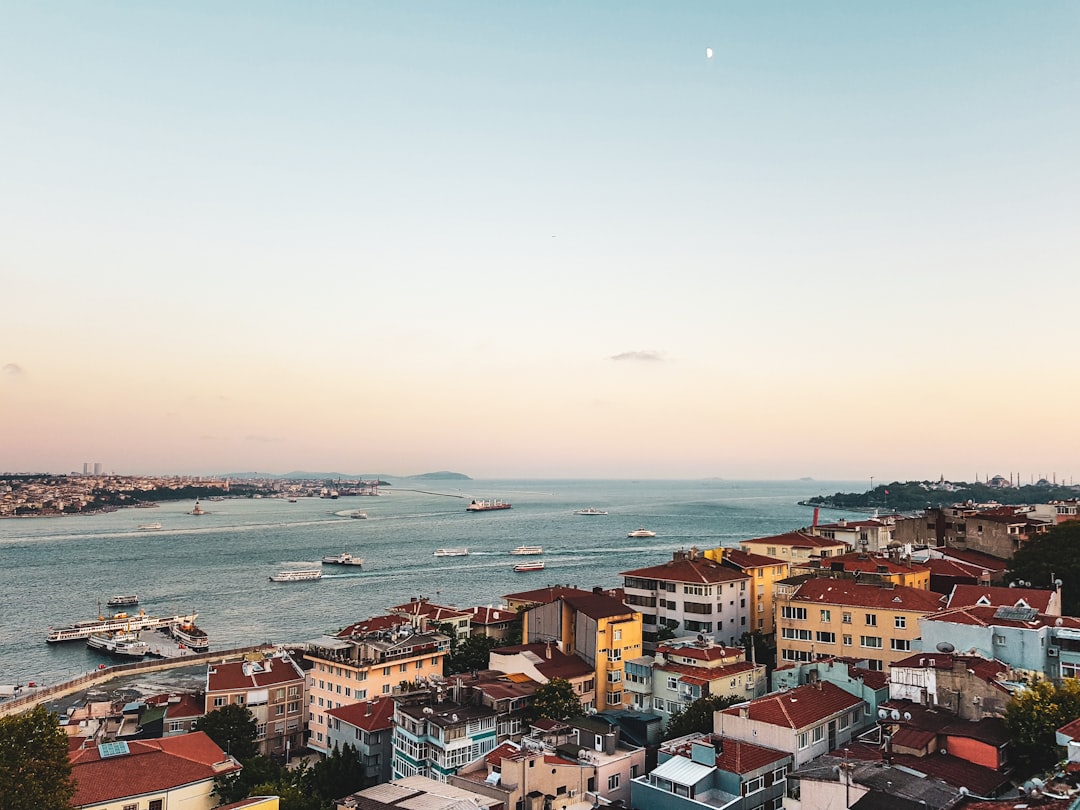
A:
408,471,471,481
804,479,1080,512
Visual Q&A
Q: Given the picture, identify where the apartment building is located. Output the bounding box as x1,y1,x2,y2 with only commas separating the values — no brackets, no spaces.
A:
488,642,597,709
893,504,1052,558
389,598,472,641
775,578,944,671
809,517,894,553
391,684,500,781
522,590,642,710
738,532,849,564
703,547,789,635
792,550,931,589
325,696,395,785
621,548,750,650
632,734,792,810
304,623,450,754
625,638,765,721
204,651,307,759
715,681,866,768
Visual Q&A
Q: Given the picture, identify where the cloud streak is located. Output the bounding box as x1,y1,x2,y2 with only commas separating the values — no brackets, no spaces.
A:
609,350,665,363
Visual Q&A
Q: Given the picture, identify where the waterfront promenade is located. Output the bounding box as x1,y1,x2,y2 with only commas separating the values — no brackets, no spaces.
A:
0,643,280,718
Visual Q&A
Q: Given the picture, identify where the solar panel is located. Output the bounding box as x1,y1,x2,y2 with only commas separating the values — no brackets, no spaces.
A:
98,741,130,759
994,606,1038,622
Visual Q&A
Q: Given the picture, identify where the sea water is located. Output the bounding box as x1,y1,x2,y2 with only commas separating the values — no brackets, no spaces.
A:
0,478,864,686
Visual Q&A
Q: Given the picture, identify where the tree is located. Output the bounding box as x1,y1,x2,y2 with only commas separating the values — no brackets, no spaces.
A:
530,678,582,722
306,743,367,806
445,634,499,675
1007,521,1080,615
1005,678,1080,775
194,703,259,761
664,694,741,741
214,754,285,805
0,705,77,810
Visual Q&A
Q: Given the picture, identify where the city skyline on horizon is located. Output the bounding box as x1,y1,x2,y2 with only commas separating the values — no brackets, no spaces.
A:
3,4,1077,481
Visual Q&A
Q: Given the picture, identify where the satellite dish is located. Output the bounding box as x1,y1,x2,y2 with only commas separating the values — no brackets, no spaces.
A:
878,709,888,719
1057,618,1065,626
706,47,714,59
891,709,901,720
903,712,912,721
936,642,955,653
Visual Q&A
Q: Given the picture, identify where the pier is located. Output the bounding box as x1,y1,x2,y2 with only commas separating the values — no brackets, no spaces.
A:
0,643,282,718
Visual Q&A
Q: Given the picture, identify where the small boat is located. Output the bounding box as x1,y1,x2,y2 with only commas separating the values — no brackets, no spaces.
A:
574,507,608,516
288,498,298,503
350,511,368,519
138,522,163,531
433,548,469,557
269,568,323,582
627,528,657,538
190,501,205,516
509,545,543,556
106,594,139,607
87,631,150,658
513,562,545,572
170,620,209,651
322,551,363,567
466,499,512,512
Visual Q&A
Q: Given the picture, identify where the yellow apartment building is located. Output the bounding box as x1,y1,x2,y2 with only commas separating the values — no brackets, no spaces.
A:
791,551,931,590
739,531,850,564
522,591,642,710
775,577,944,672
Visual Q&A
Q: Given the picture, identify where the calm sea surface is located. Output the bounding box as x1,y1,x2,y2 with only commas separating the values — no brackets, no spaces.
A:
0,478,865,687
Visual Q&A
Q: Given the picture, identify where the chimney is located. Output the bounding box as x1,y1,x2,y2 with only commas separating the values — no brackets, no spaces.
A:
813,507,820,527
545,641,553,659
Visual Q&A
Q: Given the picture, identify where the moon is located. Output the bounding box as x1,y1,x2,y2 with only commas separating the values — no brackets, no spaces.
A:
706,47,713,59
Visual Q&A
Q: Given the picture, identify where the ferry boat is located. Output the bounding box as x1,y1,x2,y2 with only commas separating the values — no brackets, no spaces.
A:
574,507,609,516
269,568,323,582
170,619,210,651
47,611,199,643
137,522,163,531
509,545,543,556
87,631,150,658
433,548,469,557
106,594,139,607
466,499,512,512
627,528,657,538
513,562,545,572
322,551,364,567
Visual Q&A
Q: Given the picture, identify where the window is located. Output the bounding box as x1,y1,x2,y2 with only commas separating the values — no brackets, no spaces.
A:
820,609,831,623
842,612,852,624
653,697,665,710
782,628,811,641
607,691,623,705
994,634,1007,646
168,720,184,732
772,766,787,783
608,670,622,683
843,635,852,646
839,714,849,729
149,802,163,810
865,614,877,626
667,676,679,690
798,732,809,749
781,606,807,620
813,725,824,743
123,804,138,810
816,631,836,644
744,775,764,795
213,696,227,707
894,616,907,629
614,628,622,641
860,636,882,648
891,639,911,651
609,648,622,662
400,663,408,673
608,774,621,790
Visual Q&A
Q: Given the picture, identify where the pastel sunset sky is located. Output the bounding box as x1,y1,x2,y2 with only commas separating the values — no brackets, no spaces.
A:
2,2,1077,480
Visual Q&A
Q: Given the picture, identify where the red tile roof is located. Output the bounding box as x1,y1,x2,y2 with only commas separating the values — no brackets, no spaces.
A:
491,643,595,680
925,558,987,579
722,549,787,569
657,643,745,663
837,741,1011,795
326,696,395,731
742,531,848,549
788,579,945,612
720,682,863,730
1058,716,1080,741
656,660,760,682
336,614,411,637
662,734,789,774
620,557,749,585
560,592,635,620
70,732,239,806
935,548,1008,572
924,605,1080,630
389,599,471,622
804,552,929,575
207,655,304,692
163,693,205,720
467,605,518,625
503,585,611,604
947,584,1055,612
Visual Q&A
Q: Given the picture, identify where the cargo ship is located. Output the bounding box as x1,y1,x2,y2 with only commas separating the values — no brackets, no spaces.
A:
466,499,512,512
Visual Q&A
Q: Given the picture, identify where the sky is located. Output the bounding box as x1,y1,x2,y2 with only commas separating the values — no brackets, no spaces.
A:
2,2,1078,481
